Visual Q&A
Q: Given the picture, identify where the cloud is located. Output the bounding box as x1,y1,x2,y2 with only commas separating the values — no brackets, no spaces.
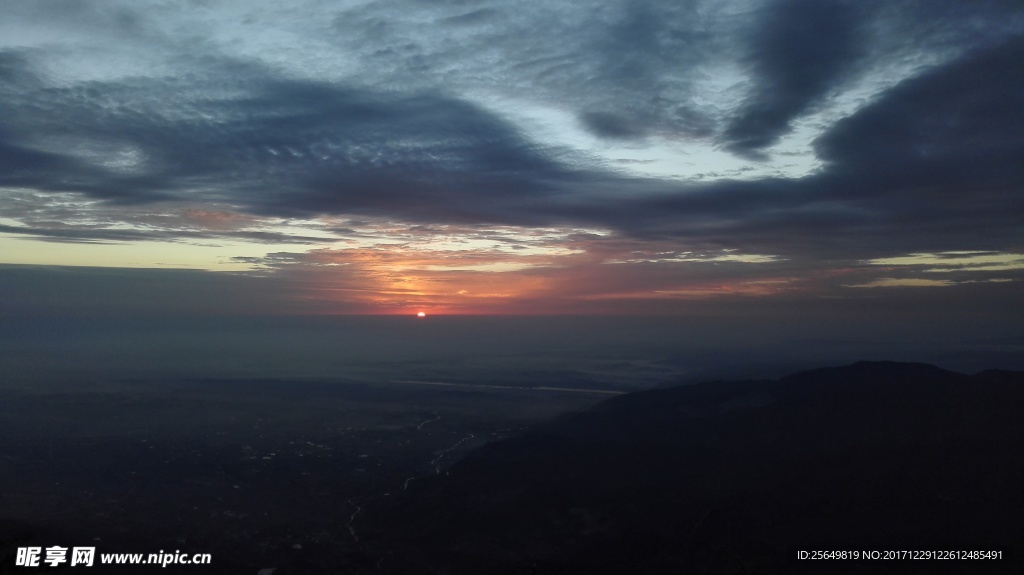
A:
815,36,1024,189
0,54,578,224
599,32,1024,261
720,0,1024,159
845,278,954,289
329,0,720,143
722,0,867,157
866,252,1024,271
0,222,331,245
3,21,1022,268
1,0,1022,316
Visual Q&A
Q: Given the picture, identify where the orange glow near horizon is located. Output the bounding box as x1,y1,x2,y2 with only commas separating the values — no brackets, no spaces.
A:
237,222,801,315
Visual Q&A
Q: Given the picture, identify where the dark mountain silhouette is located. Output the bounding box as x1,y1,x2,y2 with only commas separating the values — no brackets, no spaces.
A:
362,362,1023,574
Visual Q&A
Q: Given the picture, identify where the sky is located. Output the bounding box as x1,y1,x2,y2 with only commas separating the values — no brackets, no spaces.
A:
1,0,1023,320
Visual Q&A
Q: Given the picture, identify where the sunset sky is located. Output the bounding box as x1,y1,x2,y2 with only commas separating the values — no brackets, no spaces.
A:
2,0,1023,318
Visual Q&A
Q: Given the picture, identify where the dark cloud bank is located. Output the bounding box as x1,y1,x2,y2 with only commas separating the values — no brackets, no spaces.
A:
0,1,1019,255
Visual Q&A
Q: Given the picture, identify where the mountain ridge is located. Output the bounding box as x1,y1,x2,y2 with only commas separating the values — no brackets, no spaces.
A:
361,361,1024,574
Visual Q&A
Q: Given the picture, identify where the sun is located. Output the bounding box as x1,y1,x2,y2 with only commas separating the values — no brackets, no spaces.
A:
417,311,426,318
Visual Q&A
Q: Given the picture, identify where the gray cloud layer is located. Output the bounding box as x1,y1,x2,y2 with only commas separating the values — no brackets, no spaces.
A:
1,0,1022,263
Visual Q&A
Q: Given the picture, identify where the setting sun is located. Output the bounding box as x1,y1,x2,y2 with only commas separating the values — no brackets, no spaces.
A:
417,311,426,318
